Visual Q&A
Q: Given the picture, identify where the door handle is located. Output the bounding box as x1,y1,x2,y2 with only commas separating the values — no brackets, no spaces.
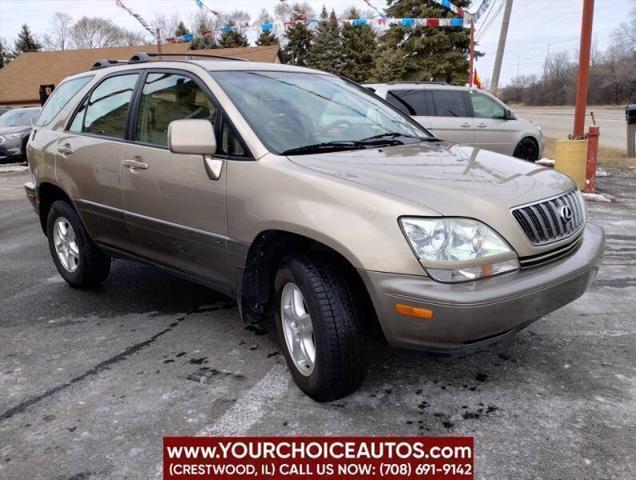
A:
477,123,488,128
461,123,471,128
57,144,74,155
123,158,149,170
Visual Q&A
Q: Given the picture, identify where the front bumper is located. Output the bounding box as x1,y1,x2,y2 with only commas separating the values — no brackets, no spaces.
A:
360,223,605,351
0,141,24,162
24,181,38,214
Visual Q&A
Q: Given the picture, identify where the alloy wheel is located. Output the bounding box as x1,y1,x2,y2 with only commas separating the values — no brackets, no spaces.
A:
280,282,316,376
53,217,79,272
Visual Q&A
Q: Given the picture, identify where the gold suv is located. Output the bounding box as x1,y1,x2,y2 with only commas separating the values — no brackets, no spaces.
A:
25,53,604,401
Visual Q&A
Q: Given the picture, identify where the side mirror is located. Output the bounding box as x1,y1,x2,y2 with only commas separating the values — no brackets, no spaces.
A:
167,119,216,156
504,109,514,120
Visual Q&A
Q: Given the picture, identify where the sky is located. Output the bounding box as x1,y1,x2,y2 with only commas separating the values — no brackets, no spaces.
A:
0,0,632,85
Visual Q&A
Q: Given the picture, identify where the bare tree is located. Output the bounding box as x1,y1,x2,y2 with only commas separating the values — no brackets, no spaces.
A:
274,2,315,22
153,13,182,39
611,6,636,55
255,8,273,25
341,6,374,19
227,10,250,26
190,10,226,35
43,12,73,51
70,17,145,49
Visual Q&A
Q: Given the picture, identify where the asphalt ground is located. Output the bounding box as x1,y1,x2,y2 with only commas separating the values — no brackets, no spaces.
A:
0,165,634,479
514,106,628,151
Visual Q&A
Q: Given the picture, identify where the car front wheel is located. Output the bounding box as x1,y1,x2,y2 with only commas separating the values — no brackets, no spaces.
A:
513,137,540,161
274,255,366,402
46,200,111,288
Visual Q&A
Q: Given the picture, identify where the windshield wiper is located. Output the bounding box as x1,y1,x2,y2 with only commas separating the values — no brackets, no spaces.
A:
281,141,366,156
359,132,441,143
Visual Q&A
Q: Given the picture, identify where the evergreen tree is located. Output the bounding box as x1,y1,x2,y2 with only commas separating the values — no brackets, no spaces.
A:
380,0,472,84
190,16,217,50
282,6,313,66
370,47,407,82
175,21,189,37
256,30,279,46
340,22,377,82
13,24,42,55
218,22,249,48
307,7,342,74
191,35,217,49
0,39,7,68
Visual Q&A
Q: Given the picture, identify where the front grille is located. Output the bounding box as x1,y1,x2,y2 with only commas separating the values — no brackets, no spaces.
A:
518,234,583,269
511,190,585,245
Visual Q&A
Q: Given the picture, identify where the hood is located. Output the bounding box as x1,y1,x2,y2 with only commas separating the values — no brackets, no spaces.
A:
0,125,32,136
288,141,573,217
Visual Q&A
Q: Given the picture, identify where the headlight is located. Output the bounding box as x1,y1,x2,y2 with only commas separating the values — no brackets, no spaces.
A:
399,217,519,283
0,132,27,142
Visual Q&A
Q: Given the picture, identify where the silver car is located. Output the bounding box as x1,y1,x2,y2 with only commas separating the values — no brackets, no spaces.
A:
366,82,544,161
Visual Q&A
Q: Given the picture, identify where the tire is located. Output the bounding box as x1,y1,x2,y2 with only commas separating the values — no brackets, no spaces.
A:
513,137,539,162
274,255,366,402
46,200,111,289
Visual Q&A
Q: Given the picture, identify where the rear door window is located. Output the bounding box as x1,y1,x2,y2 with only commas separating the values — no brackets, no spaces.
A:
386,90,432,116
69,74,139,139
429,90,468,117
36,76,93,126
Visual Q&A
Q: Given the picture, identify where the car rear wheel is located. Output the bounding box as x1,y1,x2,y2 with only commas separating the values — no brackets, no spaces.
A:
46,200,111,289
274,255,366,402
513,137,539,161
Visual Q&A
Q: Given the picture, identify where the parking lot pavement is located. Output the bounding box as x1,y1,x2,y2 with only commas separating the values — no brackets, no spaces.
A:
514,106,627,151
0,166,634,480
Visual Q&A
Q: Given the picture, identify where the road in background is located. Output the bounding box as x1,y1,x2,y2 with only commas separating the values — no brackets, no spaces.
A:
1,167,635,479
514,106,627,151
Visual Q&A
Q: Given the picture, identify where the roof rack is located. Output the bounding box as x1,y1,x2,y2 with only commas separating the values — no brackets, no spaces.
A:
386,81,448,85
90,51,248,71
129,52,248,63
91,59,125,70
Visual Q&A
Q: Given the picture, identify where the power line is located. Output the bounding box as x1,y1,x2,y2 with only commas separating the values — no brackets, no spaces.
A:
476,0,505,42
474,0,500,35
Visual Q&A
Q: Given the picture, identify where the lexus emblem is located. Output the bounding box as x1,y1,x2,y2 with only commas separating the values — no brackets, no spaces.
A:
559,205,574,223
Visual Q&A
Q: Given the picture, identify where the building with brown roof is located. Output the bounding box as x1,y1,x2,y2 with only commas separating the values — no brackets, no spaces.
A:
0,44,282,107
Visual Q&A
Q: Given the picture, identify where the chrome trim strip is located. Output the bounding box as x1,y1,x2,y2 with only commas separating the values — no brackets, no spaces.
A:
75,199,231,242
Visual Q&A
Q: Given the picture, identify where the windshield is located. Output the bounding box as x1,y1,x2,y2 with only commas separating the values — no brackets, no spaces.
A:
0,109,40,127
210,71,433,155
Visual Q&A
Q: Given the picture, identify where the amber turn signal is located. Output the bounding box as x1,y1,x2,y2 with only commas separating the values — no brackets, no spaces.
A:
395,304,434,320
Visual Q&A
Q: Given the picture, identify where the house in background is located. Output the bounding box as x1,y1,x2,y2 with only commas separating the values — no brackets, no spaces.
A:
0,43,283,107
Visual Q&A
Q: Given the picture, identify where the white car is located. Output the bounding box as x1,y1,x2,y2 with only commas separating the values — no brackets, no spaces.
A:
366,82,544,161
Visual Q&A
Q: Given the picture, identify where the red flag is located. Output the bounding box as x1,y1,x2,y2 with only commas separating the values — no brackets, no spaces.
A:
473,69,482,89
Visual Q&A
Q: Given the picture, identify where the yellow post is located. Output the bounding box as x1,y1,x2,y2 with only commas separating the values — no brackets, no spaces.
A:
554,139,588,190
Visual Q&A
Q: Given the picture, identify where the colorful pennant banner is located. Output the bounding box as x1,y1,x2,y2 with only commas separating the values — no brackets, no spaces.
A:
194,0,221,16
429,0,464,17
164,15,467,44
469,0,493,22
115,0,157,38
361,0,387,19
161,0,498,44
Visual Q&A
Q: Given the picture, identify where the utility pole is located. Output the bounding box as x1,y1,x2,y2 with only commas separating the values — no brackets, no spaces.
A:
156,27,162,53
490,0,514,95
573,0,595,138
469,21,475,88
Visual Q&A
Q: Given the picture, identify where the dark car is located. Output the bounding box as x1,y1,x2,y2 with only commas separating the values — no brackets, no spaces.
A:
0,107,41,163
